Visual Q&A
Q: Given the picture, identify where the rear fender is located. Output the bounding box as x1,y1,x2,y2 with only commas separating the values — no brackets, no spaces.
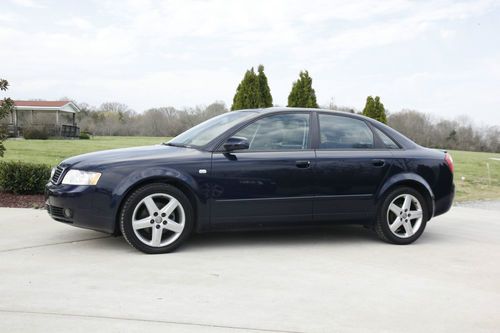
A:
377,173,435,218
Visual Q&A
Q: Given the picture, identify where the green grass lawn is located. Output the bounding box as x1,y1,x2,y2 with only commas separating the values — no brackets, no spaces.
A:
3,136,169,166
449,150,500,202
2,137,499,202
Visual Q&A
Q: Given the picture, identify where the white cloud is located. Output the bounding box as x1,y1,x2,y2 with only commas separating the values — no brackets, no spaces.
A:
9,0,44,8
440,29,456,39
58,17,93,30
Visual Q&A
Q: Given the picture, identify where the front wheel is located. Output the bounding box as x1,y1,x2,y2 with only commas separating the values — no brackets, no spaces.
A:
375,187,429,245
120,183,194,254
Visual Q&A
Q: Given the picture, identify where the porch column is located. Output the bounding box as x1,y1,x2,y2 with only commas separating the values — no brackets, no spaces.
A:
56,110,59,124
14,109,18,137
72,113,75,126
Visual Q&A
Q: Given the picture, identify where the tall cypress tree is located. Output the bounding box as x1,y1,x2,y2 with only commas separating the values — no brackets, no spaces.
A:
287,70,318,108
231,65,273,111
362,95,387,123
257,65,272,108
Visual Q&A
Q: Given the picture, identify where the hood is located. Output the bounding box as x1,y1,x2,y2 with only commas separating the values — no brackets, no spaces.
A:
59,144,199,170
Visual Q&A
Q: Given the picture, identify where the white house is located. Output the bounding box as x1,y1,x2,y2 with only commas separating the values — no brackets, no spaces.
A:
1,100,80,137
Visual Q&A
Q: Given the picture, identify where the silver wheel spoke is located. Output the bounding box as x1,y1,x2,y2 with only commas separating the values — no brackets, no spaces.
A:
390,217,403,233
133,217,152,230
389,203,401,215
402,221,414,236
160,198,179,216
164,219,184,233
151,226,163,246
143,196,159,215
402,195,412,211
409,210,422,219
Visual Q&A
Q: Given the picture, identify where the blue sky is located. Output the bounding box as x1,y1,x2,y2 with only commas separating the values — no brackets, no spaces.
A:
1,0,499,124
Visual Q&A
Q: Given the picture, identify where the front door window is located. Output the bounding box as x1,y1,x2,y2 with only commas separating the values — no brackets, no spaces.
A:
233,113,310,151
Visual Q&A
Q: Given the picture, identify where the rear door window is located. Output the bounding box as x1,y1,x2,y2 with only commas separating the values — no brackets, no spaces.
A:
318,114,374,149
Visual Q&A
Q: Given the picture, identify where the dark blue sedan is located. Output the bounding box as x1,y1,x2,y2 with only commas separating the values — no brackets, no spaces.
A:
46,108,454,253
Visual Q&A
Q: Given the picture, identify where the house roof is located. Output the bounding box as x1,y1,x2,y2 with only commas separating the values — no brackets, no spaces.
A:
14,100,71,107
11,100,80,113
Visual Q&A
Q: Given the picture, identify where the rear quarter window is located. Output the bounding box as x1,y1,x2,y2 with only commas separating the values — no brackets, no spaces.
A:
372,127,400,149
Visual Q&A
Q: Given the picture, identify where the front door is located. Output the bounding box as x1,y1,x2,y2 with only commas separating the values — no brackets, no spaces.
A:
210,112,315,228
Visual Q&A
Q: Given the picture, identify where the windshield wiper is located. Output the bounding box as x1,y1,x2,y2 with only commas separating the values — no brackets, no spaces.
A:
164,142,190,148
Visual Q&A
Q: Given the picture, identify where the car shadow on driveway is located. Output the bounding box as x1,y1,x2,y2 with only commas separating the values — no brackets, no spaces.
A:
77,224,451,254
182,225,380,252
89,225,381,254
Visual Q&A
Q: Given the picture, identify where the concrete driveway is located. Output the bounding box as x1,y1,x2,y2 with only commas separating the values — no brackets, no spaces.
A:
0,206,499,332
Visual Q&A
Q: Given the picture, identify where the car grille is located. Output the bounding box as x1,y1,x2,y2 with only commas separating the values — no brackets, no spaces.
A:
51,166,65,184
46,204,64,218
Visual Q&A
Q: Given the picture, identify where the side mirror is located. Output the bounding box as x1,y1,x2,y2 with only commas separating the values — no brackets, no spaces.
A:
223,136,249,151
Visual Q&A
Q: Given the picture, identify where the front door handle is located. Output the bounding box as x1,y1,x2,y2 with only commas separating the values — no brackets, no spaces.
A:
372,159,385,167
296,160,311,168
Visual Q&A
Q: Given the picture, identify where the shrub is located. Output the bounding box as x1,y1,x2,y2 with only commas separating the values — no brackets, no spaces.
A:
79,132,91,140
23,126,50,140
0,161,51,194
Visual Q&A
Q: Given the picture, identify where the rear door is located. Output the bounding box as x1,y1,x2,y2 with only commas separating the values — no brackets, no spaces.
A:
314,113,395,221
210,112,315,228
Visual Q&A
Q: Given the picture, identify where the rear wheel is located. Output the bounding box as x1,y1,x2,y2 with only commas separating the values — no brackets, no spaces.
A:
375,187,429,244
120,183,194,254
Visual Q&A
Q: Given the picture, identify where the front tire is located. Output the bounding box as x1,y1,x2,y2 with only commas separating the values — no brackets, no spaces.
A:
375,186,429,245
120,183,194,254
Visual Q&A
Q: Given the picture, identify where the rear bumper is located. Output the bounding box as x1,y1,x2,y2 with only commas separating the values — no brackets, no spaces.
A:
45,182,115,234
434,183,455,217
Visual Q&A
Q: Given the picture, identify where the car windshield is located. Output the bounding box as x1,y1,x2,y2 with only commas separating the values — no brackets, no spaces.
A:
166,111,257,147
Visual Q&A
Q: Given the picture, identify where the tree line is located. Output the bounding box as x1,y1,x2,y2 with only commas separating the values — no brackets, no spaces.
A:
388,110,500,152
77,101,228,137
73,99,499,153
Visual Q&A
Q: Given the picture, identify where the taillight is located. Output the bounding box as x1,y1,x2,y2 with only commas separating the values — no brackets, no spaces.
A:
444,153,454,173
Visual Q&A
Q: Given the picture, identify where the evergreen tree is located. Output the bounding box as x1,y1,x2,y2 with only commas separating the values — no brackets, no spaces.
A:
363,96,376,118
231,65,273,111
257,65,272,108
362,95,387,124
287,70,318,108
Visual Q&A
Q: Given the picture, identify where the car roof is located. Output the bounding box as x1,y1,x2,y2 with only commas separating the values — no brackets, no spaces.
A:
241,106,371,120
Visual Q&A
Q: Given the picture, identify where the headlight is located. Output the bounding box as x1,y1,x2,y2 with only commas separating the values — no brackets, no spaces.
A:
61,170,101,185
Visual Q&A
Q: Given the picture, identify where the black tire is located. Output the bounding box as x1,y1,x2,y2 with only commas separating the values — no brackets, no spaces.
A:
120,183,194,254
375,186,429,245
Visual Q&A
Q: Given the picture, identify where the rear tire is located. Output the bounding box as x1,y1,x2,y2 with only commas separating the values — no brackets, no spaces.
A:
375,186,429,245
120,183,194,254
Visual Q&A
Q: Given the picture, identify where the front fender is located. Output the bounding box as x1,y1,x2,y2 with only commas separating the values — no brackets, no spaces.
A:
115,167,198,196
109,166,201,215
377,172,435,216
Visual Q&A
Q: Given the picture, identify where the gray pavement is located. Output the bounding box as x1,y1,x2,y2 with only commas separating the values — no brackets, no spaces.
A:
0,206,499,332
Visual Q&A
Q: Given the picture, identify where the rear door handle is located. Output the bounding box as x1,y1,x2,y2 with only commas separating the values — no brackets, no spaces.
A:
372,159,385,167
296,160,311,168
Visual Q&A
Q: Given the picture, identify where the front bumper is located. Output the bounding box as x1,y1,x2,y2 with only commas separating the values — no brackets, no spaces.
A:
45,182,116,234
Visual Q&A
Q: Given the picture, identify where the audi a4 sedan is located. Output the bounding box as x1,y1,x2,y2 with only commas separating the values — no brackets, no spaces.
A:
46,107,454,254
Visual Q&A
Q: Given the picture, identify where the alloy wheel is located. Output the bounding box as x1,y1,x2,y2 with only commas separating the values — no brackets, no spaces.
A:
386,194,424,238
131,193,185,247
